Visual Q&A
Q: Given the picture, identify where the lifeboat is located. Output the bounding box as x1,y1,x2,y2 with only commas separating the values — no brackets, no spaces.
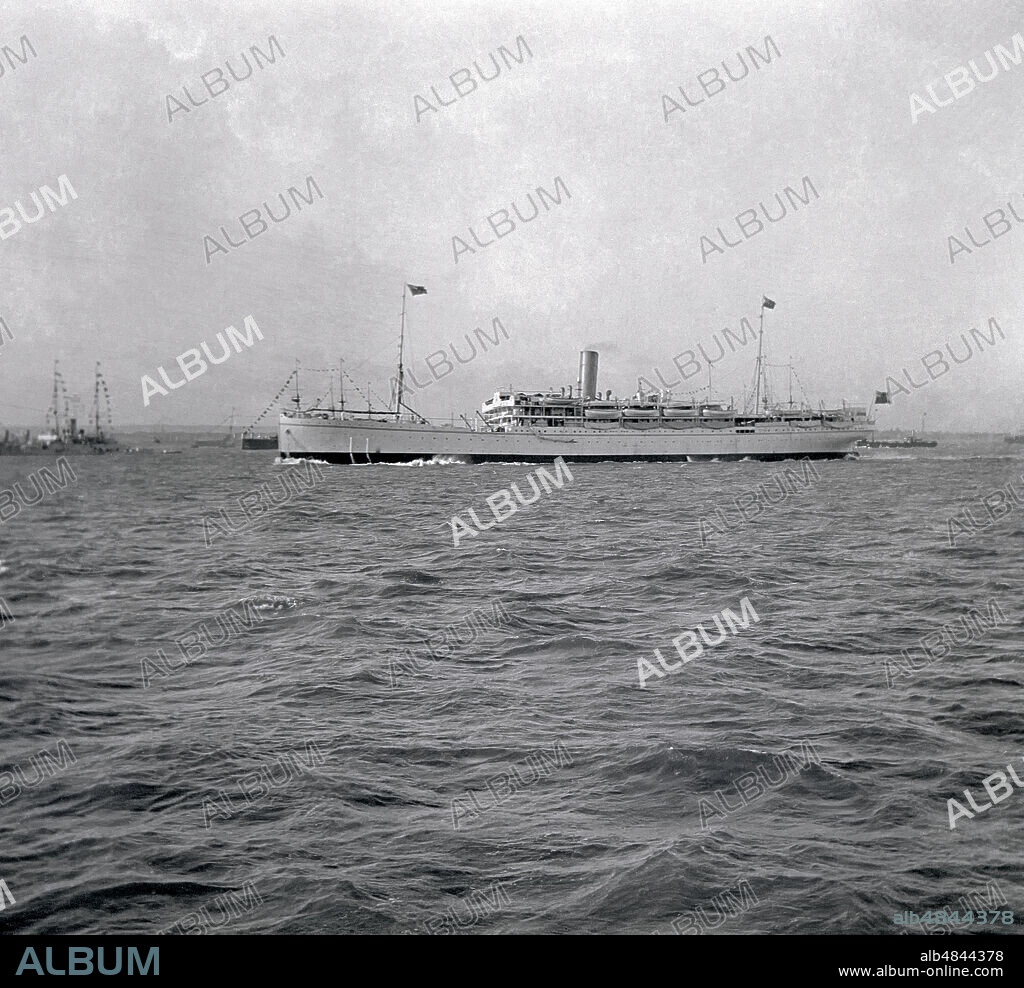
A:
622,405,661,429
584,402,622,420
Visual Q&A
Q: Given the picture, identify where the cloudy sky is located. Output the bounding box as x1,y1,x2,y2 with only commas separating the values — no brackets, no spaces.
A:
0,0,1021,431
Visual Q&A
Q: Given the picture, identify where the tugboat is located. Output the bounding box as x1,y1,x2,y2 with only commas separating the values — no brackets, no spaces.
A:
241,430,279,450
856,435,938,449
856,413,937,449
277,291,875,463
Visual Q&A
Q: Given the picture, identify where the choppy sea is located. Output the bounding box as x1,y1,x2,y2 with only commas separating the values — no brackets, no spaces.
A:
0,440,1021,935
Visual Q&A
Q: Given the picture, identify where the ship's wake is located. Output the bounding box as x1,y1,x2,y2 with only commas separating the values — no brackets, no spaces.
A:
399,456,469,467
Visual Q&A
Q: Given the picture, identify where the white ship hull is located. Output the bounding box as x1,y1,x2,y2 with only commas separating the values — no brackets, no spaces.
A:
279,414,871,463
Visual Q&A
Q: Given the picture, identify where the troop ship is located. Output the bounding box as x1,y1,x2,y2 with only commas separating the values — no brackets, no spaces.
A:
278,294,874,464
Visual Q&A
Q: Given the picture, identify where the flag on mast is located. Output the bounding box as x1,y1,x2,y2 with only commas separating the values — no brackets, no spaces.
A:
874,391,891,404
407,285,428,295
762,296,776,309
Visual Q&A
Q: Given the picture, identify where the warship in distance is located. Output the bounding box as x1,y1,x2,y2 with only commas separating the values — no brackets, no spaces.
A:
1,362,118,455
278,293,874,463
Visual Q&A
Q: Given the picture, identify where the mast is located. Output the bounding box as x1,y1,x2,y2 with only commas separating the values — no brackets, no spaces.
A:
50,360,69,440
754,296,774,413
397,285,407,419
754,306,765,412
94,362,100,440
61,371,69,439
50,361,59,437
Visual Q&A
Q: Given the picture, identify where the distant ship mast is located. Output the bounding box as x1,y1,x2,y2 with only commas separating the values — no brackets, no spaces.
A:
92,363,115,442
48,361,70,440
94,363,100,440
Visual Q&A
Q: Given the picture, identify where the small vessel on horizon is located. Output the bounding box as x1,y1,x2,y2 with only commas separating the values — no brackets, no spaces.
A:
193,410,236,448
856,415,937,449
856,435,938,449
241,431,279,450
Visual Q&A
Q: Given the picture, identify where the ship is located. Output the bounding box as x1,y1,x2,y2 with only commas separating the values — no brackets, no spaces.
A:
278,292,874,464
241,430,279,451
193,411,236,448
855,415,937,449
856,436,937,449
1,362,118,455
